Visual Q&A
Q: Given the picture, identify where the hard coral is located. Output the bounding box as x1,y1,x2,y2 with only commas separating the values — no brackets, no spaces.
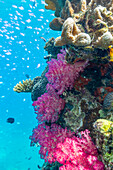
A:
45,0,56,11
54,129,104,170
13,79,34,93
45,0,62,17
52,0,113,49
49,17,64,31
94,119,113,169
54,17,91,47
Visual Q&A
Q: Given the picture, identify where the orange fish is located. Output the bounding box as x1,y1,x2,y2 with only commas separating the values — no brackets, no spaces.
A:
108,45,113,62
40,37,46,42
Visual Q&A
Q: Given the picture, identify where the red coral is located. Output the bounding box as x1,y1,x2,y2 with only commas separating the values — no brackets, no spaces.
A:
54,130,104,170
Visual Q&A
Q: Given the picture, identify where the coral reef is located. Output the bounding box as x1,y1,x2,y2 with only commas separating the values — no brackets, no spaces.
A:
14,1,113,169
44,37,62,60
60,89,102,134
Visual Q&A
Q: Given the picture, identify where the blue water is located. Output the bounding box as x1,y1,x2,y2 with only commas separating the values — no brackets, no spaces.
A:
0,0,60,169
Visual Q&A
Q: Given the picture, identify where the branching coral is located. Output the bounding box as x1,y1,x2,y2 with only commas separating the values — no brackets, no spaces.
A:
54,129,104,170
13,79,34,93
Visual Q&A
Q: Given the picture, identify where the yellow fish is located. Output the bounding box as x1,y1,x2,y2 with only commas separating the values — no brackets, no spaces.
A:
108,45,113,62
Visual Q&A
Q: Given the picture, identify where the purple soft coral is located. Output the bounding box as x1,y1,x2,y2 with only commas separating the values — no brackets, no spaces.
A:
30,123,75,163
45,51,88,94
32,91,65,123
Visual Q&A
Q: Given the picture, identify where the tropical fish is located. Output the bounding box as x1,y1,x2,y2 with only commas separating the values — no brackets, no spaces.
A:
108,45,113,62
6,117,15,124
25,74,30,78
40,36,46,42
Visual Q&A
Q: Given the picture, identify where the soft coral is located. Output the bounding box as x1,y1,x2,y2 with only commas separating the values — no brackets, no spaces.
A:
54,130,104,170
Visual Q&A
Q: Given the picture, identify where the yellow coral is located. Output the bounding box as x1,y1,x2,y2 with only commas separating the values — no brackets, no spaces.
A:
13,79,34,93
93,119,113,137
45,0,56,11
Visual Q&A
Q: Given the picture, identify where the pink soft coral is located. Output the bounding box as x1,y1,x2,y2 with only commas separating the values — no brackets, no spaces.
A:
45,55,88,94
54,129,104,170
32,91,65,123
30,123,75,163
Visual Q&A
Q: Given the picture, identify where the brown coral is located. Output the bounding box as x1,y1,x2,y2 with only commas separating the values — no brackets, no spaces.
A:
49,18,64,31
54,17,91,46
45,0,62,17
49,0,113,49
45,0,56,11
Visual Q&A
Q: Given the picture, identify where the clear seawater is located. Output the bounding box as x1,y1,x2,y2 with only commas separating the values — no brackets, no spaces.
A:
0,0,60,169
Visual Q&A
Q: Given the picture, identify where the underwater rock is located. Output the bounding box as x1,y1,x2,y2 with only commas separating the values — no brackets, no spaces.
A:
44,37,62,58
31,66,48,101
